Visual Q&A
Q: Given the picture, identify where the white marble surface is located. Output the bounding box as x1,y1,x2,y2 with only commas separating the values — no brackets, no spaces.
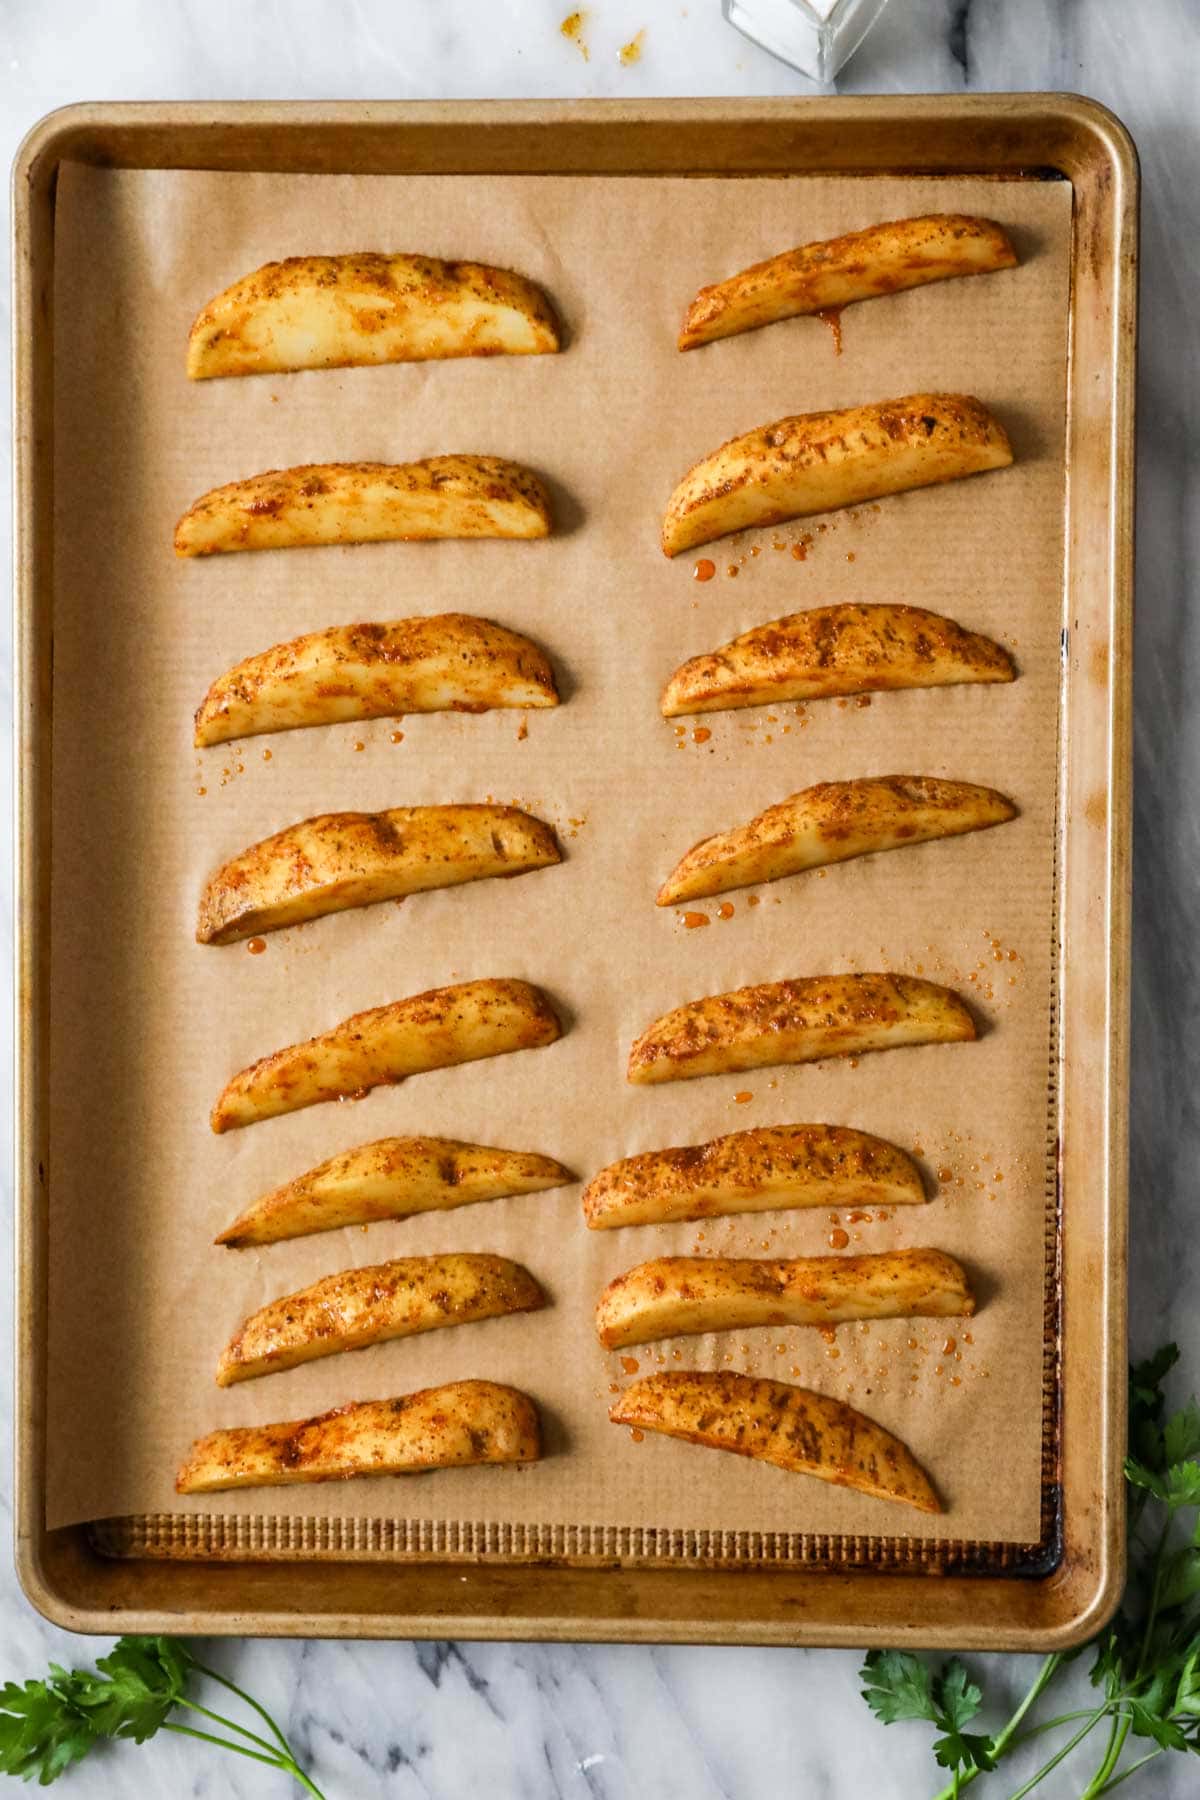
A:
3,1,1196,1794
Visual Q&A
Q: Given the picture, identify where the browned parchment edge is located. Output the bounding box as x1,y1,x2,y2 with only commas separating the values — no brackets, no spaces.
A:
12,95,1134,1649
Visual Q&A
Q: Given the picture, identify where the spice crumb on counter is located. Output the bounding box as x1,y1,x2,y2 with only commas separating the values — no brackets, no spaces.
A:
560,10,589,58
618,27,644,64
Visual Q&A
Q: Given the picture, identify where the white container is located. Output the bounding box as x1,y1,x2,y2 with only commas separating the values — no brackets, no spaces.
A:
722,0,891,83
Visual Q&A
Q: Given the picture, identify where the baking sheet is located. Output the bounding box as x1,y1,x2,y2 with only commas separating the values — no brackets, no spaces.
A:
47,163,1070,1541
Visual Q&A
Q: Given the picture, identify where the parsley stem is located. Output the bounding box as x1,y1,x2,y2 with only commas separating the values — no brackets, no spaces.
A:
931,1755,980,1797
282,1763,328,1799
1089,1747,1164,1795
1003,1713,1107,1800
186,1654,325,1795
164,1720,328,1798
1008,1706,1112,1749
162,1719,295,1770
189,1658,295,1755
174,1694,281,1757
1135,1519,1172,1677
1079,1712,1132,1798
987,1654,1064,1760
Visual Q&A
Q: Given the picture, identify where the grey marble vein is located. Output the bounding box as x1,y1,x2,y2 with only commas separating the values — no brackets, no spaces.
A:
2,0,1197,1793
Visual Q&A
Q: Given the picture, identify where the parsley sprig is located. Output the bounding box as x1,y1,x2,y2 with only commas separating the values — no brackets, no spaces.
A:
860,1343,1200,1797
0,1636,324,1792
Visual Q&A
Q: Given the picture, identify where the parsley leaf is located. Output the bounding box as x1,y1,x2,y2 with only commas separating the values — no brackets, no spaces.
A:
1131,1344,1180,1408
1174,1644,1200,1718
1159,1548,1200,1611
1133,1456,1200,1512
1129,1346,1179,1473
72,1638,192,1743
0,1675,95,1785
1125,1456,1166,1499
1165,1400,1200,1468
860,1649,935,1723
938,1659,983,1730
932,1730,996,1774
859,1652,994,1775
0,1638,323,1792
1164,1463,1200,1513
931,1662,995,1773
1127,1694,1190,1752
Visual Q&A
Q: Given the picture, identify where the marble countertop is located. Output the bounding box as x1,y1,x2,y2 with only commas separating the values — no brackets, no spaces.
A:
3,1,1195,1793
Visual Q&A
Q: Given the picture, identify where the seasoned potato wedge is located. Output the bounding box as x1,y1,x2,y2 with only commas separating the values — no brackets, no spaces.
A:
198,804,561,945
582,1123,923,1230
187,253,560,379
610,1371,939,1513
596,1247,973,1349
217,1253,545,1385
628,973,974,1086
218,1136,573,1248
211,978,560,1132
175,458,552,556
679,213,1016,350
658,777,1016,905
195,614,559,748
661,394,1012,556
661,603,1014,717
177,1379,541,1492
